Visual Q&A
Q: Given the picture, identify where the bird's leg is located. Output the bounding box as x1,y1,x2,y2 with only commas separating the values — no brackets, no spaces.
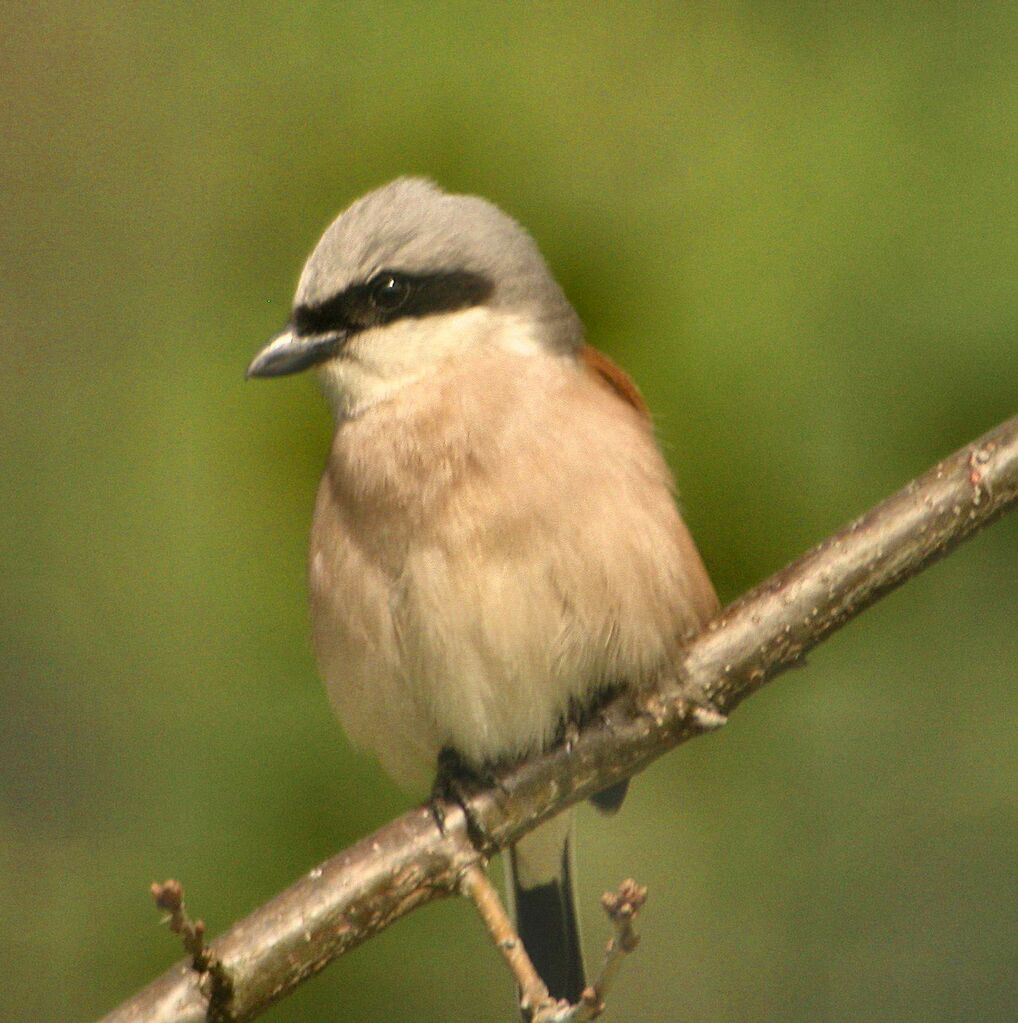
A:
561,719,581,753
430,746,496,836
562,687,632,814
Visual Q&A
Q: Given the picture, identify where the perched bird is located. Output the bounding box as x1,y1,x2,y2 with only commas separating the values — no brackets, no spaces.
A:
247,178,718,1005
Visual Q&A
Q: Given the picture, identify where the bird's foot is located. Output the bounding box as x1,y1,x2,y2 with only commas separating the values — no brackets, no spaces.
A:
429,747,494,835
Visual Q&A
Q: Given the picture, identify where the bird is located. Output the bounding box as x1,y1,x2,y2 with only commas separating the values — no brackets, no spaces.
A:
247,177,718,1007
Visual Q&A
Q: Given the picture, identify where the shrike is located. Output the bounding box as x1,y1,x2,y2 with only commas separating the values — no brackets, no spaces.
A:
248,178,718,1004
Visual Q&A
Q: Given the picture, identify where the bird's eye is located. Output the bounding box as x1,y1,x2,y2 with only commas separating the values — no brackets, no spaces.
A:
368,272,411,310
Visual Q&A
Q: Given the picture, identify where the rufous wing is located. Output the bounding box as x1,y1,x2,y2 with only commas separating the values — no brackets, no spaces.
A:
580,344,720,817
581,343,720,626
581,344,651,419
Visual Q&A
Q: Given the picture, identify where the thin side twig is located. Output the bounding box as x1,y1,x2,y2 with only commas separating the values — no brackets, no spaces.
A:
533,879,648,1023
459,863,554,1018
151,880,233,1016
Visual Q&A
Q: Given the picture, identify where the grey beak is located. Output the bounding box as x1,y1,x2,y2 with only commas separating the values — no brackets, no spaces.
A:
246,327,347,379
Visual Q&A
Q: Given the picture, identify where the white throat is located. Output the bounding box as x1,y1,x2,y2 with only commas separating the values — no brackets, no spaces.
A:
316,306,545,420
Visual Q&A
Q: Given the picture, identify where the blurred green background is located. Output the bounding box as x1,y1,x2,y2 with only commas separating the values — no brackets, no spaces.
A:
2,3,1016,1021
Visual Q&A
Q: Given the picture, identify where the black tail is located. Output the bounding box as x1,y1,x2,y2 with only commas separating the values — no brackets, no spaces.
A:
507,822,585,1005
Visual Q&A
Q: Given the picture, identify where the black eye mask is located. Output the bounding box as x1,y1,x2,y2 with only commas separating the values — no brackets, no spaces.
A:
292,269,494,338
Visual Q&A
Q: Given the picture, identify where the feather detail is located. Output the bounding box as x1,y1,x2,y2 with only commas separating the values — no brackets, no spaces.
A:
581,345,651,420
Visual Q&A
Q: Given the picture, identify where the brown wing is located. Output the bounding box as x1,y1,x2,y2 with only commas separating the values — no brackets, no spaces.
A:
582,343,720,628
581,345,651,420
582,344,720,817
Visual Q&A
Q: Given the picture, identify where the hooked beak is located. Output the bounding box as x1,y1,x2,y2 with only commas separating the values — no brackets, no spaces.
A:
246,326,347,379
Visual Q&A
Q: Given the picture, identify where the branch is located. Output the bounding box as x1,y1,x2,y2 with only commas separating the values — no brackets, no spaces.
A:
461,854,646,1020
459,863,552,1017
150,881,233,1018
536,879,649,1023
101,415,1018,1023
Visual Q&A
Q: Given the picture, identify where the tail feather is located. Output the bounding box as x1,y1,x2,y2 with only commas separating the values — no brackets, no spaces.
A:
506,815,585,1005
589,777,629,815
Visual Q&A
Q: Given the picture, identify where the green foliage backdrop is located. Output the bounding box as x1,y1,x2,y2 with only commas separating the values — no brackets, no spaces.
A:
2,4,1015,1021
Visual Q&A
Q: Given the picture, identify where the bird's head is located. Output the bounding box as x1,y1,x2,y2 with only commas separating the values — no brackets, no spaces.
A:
247,178,582,416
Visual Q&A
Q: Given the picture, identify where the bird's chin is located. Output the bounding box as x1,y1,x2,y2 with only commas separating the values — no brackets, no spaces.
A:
316,357,357,419
315,354,419,421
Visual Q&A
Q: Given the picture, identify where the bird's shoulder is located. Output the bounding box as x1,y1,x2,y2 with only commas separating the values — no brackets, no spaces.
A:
580,345,651,421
